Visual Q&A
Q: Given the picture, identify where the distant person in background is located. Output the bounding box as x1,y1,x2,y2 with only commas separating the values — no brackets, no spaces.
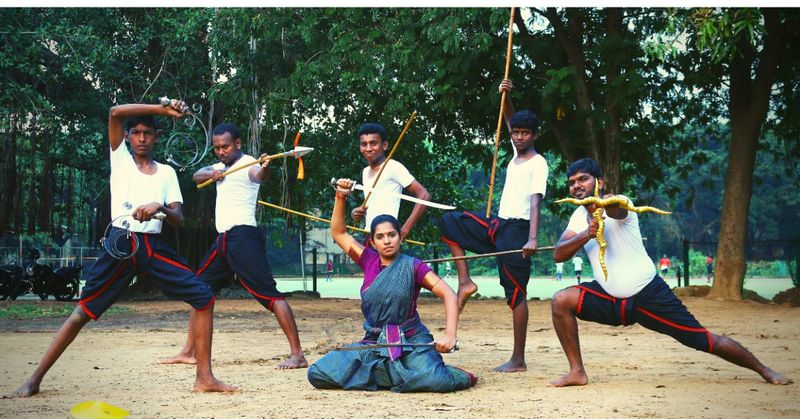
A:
659,255,670,277
555,262,564,282
706,255,713,283
676,265,683,287
444,261,452,281
326,259,334,282
572,255,583,284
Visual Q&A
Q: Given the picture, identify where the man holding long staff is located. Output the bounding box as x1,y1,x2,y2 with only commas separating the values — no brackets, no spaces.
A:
161,123,307,370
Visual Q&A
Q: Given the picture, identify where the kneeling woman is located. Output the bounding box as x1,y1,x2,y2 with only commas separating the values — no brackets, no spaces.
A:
307,178,477,393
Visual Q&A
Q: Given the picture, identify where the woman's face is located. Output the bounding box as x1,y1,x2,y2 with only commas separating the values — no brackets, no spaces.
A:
372,221,400,259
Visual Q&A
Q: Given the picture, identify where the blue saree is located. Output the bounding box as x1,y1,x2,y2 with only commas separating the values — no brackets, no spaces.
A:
307,251,474,392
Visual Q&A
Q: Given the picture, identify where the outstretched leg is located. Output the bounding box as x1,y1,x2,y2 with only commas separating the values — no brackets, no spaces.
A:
271,300,308,369
549,288,588,387
13,306,91,397
493,299,528,372
445,242,477,313
159,309,198,365
710,334,791,385
191,305,239,392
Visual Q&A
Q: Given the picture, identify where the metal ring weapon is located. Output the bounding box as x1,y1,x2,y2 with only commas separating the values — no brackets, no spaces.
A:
159,97,210,171
100,213,166,260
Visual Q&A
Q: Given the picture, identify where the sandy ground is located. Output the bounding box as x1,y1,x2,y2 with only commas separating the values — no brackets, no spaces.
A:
0,296,797,418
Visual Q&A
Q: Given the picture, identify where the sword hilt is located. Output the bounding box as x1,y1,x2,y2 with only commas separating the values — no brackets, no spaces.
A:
330,177,356,193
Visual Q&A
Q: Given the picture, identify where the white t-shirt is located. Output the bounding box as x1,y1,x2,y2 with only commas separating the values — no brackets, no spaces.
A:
361,159,415,231
498,152,548,220
212,154,260,233
556,262,564,273
572,256,583,271
109,144,183,234
565,196,656,298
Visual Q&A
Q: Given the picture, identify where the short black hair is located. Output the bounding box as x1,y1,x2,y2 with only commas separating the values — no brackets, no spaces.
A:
212,122,241,140
358,123,388,142
370,214,401,239
124,115,158,132
510,110,540,132
567,158,603,179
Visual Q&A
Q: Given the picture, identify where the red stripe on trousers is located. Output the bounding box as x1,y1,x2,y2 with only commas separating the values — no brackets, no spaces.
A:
636,307,708,333
196,249,218,276
237,276,284,311
463,211,489,228
152,252,192,272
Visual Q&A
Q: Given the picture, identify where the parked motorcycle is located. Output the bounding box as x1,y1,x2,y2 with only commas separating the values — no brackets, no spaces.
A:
0,264,27,300
28,262,82,301
0,249,82,301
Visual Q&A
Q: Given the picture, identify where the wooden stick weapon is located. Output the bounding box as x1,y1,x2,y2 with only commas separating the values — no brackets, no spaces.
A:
257,200,426,246
361,111,417,208
197,146,313,189
424,246,554,264
486,7,516,218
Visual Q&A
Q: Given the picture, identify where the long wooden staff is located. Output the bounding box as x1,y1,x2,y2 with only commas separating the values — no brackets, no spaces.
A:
196,144,313,189
486,7,517,218
361,111,417,208
258,201,426,246
424,245,553,264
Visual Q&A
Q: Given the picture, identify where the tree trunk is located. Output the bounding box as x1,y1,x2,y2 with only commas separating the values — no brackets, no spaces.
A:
708,10,789,300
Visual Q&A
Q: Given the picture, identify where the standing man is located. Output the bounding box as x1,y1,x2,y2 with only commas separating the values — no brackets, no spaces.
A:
659,254,671,277
706,255,714,283
160,123,307,370
350,123,431,243
555,262,564,282
438,79,548,372
549,158,790,387
572,255,583,284
13,100,236,396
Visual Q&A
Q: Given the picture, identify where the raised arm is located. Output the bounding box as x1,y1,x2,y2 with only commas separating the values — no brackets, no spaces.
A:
248,153,271,184
108,99,187,151
499,79,516,133
331,178,365,262
399,180,431,242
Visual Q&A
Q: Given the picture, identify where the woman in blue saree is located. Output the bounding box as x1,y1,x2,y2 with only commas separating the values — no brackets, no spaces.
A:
307,178,477,392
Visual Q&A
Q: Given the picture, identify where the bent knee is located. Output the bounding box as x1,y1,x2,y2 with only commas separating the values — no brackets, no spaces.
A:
551,288,579,312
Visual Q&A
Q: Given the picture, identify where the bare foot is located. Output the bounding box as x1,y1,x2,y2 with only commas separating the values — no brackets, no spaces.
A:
762,369,792,385
276,354,309,370
492,359,527,373
457,280,478,313
12,381,40,397
159,354,197,365
548,370,589,387
193,377,240,393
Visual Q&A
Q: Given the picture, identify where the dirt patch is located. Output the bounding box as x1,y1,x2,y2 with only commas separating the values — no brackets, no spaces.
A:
1,297,797,418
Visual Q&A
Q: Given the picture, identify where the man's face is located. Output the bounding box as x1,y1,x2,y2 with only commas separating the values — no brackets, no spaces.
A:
126,123,157,158
511,127,536,153
359,133,388,164
212,132,242,165
568,171,602,199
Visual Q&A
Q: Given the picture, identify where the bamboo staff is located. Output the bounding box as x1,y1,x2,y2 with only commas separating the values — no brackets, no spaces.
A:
424,246,553,264
486,7,517,218
197,146,313,189
361,111,417,208
258,201,426,246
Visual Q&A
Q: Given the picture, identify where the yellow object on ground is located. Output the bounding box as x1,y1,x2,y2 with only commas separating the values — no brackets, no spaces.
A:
70,400,130,419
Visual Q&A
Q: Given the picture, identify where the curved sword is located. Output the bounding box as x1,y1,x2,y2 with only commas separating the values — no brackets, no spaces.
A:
330,178,455,210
